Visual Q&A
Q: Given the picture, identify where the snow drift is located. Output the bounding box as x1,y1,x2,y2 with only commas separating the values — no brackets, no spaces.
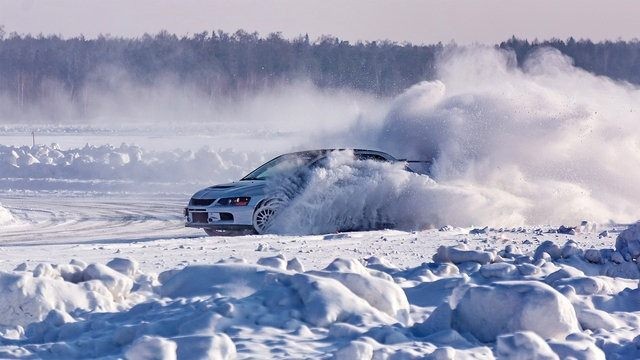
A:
0,231,639,358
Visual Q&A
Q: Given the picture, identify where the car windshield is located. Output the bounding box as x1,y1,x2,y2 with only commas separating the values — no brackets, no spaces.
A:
241,152,321,180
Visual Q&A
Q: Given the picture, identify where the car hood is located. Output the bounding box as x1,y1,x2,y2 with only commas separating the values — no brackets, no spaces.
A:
191,180,267,200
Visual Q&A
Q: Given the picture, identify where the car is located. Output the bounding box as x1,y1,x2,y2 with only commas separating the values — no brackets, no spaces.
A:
184,149,419,236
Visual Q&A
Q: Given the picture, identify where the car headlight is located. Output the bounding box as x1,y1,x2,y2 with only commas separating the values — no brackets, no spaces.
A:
216,197,251,206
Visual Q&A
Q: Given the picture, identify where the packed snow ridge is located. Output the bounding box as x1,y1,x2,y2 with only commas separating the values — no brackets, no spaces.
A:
0,143,264,189
0,203,15,226
1,224,640,358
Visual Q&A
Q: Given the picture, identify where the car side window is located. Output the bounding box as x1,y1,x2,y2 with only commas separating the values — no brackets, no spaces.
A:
307,156,328,171
355,153,387,162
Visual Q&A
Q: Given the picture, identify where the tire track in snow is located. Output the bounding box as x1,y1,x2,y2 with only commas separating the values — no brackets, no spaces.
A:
0,192,203,246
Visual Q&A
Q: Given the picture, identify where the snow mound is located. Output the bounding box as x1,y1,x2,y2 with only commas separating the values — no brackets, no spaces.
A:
0,143,264,190
309,259,411,324
496,331,559,360
615,222,640,260
333,341,374,360
423,281,580,343
158,263,278,299
82,263,134,301
0,203,15,226
433,245,496,265
124,336,178,360
158,259,404,327
0,267,124,328
288,272,396,326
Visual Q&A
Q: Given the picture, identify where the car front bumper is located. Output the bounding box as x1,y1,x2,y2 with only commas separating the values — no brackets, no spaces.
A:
184,203,255,230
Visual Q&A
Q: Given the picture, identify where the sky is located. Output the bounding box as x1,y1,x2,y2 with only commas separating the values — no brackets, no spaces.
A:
0,0,638,44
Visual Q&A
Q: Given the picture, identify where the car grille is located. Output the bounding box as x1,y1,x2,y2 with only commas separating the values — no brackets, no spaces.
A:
190,198,216,206
191,212,209,223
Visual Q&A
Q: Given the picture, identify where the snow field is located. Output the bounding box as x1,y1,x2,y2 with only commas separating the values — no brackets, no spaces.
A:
0,224,639,358
3,46,640,359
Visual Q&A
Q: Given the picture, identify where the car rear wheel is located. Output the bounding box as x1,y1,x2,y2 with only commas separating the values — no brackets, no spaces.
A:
252,199,284,234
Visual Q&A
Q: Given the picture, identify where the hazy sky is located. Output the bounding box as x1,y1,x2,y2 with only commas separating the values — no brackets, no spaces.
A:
1,0,638,44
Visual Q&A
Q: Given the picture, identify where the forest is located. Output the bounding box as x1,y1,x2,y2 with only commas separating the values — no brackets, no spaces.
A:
1,26,640,112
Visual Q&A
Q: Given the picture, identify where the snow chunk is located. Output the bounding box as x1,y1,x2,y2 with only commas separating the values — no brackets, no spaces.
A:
576,308,621,331
125,336,177,360
257,254,287,270
615,222,640,259
433,245,495,265
496,331,559,360
107,258,139,277
584,249,604,264
451,281,580,342
25,309,76,341
557,225,577,235
548,336,606,360
0,271,117,327
427,347,457,360
309,264,411,325
174,334,236,360
534,241,562,261
82,264,134,301
333,340,373,360
479,263,517,279
289,273,396,327
286,257,305,272
561,240,583,258
159,264,274,299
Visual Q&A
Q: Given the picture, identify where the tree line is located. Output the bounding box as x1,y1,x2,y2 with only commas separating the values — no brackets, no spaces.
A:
1,27,640,111
499,37,640,84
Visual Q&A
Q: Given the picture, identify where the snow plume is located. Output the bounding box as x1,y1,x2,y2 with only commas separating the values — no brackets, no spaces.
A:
367,47,640,226
269,151,525,234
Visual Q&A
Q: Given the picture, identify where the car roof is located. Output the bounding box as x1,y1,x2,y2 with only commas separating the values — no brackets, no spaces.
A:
285,149,396,161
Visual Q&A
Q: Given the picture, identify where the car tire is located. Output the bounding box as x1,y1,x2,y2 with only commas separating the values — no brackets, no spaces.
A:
252,198,284,234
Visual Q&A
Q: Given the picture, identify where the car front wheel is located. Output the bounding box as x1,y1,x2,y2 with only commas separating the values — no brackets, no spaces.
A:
252,199,284,234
